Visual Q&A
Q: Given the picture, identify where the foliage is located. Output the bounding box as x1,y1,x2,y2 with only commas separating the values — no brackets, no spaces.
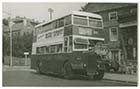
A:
3,19,9,26
3,33,33,57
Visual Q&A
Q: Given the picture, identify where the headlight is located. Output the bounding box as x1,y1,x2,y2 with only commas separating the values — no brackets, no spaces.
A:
97,64,100,68
83,64,87,67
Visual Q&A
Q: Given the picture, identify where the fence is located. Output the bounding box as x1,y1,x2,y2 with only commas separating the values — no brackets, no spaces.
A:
3,56,31,66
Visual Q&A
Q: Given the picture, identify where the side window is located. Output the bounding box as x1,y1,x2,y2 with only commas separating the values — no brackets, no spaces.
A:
50,45,57,53
68,36,72,52
109,12,118,20
64,37,68,52
56,44,63,53
36,47,46,54
45,46,49,53
52,21,57,29
57,18,64,28
64,36,72,52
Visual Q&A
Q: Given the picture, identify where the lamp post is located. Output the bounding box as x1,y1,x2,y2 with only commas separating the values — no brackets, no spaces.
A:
3,11,13,66
48,8,54,20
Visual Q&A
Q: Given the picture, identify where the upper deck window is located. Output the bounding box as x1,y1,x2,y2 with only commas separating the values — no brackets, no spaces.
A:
65,15,71,25
73,15,88,25
89,17,102,28
42,22,53,32
57,18,64,28
52,21,57,29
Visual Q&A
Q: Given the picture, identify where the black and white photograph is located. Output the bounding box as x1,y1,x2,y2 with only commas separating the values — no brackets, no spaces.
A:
2,1,138,87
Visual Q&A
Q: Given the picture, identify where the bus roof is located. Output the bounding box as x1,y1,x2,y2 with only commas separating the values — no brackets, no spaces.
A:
35,11,102,28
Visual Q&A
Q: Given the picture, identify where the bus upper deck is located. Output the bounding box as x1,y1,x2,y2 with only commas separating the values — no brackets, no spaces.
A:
34,11,104,37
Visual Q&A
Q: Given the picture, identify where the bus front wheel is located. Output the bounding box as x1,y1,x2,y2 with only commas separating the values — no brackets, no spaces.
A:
63,62,73,79
93,70,104,80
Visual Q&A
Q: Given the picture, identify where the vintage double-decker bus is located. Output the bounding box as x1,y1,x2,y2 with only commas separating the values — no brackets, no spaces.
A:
31,11,105,80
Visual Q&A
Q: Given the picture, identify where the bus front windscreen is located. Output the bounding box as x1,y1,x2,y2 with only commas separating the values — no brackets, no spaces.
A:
74,38,89,49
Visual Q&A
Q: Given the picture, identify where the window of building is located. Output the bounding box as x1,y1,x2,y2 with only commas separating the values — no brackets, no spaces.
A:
109,12,118,20
133,47,136,58
130,8,137,13
109,27,118,41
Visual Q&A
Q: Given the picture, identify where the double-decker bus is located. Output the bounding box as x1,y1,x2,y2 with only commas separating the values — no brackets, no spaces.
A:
31,11,105,80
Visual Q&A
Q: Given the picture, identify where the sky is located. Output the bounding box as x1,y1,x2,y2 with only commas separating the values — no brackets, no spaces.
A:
3,2,86,22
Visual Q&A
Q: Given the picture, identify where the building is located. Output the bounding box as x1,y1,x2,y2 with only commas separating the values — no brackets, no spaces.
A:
3,16,40,37
83,3,137,73
3,16,40,58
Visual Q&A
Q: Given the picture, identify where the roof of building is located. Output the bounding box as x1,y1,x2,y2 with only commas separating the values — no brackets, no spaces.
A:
84,3,137,12
3,21,35,32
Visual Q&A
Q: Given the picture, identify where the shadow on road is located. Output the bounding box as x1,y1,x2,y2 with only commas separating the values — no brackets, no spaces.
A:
30,71,101,81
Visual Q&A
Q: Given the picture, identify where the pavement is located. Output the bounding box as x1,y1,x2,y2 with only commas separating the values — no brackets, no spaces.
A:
3,65,35,72
3,65,137,83
104,72,137,83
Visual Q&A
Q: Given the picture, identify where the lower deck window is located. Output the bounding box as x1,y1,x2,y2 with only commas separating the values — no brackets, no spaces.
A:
56,44,62,53
36,44,63,54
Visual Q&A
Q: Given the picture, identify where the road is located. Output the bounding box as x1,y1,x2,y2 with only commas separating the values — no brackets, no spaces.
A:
3,70,137,86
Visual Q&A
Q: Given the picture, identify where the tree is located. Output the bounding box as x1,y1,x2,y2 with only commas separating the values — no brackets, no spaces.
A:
79,3,88,11
3,18,9,26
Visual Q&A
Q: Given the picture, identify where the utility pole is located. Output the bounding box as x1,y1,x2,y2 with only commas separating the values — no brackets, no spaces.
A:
3,11,13,66
48,8,54,20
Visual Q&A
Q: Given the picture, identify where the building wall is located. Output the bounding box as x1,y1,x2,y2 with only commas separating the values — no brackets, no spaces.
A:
3,17,38,37
83,3,137,73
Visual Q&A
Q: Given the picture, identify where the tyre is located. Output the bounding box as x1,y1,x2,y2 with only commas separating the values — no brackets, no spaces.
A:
93,70,104,80
63,62,73,79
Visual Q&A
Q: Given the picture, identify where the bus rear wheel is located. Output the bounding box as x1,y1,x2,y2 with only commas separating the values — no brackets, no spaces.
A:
63,62,73,79
93,70,104,80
